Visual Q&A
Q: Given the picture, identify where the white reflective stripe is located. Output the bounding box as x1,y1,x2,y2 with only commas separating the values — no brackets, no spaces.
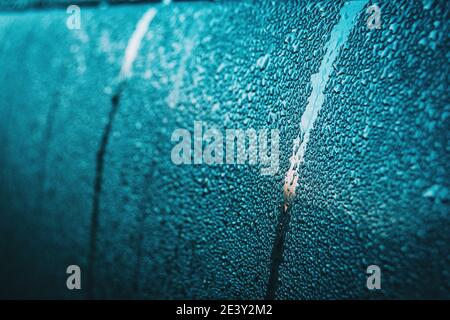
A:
284,0,368,197
120,7,157,80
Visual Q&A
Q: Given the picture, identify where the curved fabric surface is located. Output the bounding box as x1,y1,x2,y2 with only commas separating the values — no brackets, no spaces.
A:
0,0,448,299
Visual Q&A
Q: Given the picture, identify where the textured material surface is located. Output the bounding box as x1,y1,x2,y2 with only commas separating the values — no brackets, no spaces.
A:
0,0,449,299
0,0,98,10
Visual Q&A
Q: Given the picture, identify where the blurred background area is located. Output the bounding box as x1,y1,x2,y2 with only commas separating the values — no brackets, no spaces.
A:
0,0,211,10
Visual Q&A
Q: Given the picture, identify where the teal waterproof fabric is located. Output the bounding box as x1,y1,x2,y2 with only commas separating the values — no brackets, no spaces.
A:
0,0,448,299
